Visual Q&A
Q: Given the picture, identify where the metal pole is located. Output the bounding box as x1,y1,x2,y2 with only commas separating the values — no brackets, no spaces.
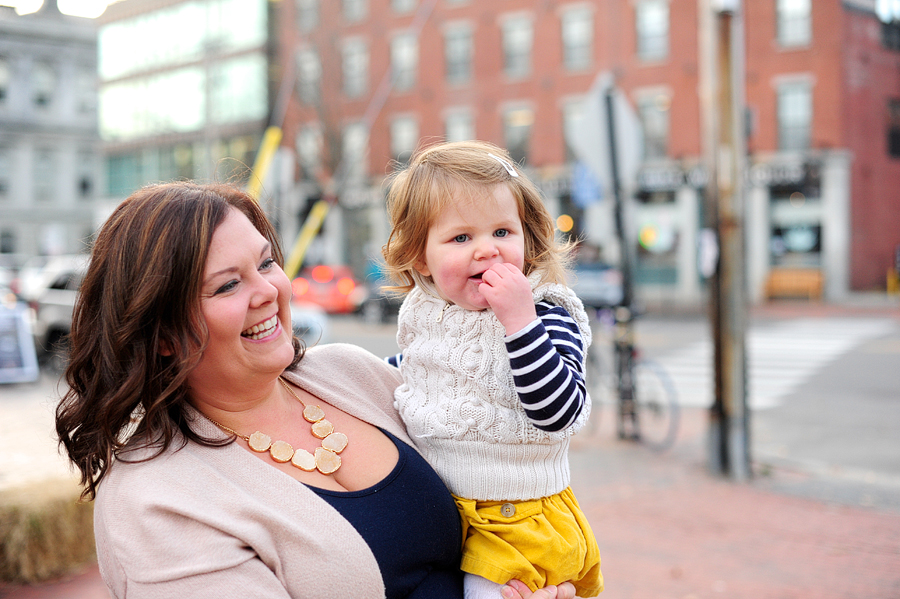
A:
704,0,750,480
605,87,638,441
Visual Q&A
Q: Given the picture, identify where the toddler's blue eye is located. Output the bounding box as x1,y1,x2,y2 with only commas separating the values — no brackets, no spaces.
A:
454,234,468,243
495,229,509,238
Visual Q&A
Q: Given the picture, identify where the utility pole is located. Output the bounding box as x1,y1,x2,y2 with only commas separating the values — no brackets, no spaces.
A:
700,0,750,480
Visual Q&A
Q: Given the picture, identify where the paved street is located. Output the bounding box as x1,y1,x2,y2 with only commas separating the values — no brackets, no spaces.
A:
1,296,899,598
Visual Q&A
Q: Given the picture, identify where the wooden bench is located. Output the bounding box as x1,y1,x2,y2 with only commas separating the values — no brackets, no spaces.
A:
764,268,824,301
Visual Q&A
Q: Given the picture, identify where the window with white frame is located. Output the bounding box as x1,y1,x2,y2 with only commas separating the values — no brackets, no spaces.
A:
502,16,533,78
77,149,95,199
296,48,321,104
503,107,534,165
0,147,9,201
342,122,369,182
33,61,55,110
444,25,472,84
0,230,14,253
561,7,593,72
33,149,55,202
391,33,417,92
562,100,585,162
296,125,322,179
777,80,812,151
635,0,668,61
777,0,811,48
75,67,96,114
343,0,367,22
296,0,319,32
390,116,418,163
637,91,670,160
445,110,474,142
342,39,368,98
0,58,9,106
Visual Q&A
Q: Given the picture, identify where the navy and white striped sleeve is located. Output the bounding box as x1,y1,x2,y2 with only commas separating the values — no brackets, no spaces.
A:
504,302,587,432
385,352,403,368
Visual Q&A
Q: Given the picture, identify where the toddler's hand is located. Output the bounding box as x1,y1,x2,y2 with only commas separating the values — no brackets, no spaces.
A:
478,263,537,335
501,579,577,599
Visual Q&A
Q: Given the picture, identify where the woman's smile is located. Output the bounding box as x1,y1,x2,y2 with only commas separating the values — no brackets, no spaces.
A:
241,314,280,340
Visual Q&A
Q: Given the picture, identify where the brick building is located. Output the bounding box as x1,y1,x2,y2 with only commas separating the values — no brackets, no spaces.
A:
275,0,900,305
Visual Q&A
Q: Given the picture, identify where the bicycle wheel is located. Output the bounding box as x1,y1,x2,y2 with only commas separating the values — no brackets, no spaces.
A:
632,359,680,451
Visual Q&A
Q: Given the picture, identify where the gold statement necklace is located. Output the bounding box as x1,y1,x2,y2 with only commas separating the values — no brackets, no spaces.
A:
206,377,348,475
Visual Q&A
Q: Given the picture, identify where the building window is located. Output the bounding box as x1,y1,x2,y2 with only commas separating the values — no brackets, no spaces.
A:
445,110,474,142
637,91,670,160
561,7,593,72
77,150,94,199
391,34,417,92
296,125,322,179
635,0,668,62
777,0,811,48
392,0,415,13
390,116,418,164
777,80,812,151
343,0,367,23
888,99,900,158
444,25,473,85
75,68,96,114
296,48,321,104
0,230,14,254
34,149,54,202
343,122,369,182
503,107,534,165
342,39,369,99
296,0,319,32
502,16,533,79
0,58,9,106
562,101,585,163
882,20,900,51
33,62,55,109
0,148,9,201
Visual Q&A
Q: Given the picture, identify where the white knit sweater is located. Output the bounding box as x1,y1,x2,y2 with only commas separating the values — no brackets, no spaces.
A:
394,281,592,501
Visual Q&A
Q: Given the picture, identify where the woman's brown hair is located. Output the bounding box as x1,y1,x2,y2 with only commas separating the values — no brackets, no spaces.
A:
382,140,572,294
55,182,302,500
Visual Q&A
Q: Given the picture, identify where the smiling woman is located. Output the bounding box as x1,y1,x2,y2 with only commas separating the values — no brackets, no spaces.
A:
53,181,573,599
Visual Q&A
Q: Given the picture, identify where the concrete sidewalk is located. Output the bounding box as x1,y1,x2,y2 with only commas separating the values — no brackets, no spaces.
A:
2,407,898,599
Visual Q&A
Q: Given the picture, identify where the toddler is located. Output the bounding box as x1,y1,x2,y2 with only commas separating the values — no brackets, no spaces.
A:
382,140,603,599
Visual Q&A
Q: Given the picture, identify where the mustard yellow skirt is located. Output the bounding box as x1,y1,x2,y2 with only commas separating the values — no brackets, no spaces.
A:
453,487,603,597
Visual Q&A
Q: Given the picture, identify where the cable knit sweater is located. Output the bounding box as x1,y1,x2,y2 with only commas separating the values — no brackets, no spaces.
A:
393,281,592,502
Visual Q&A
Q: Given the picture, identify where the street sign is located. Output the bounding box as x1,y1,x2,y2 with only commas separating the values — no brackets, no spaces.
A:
564,71,643,198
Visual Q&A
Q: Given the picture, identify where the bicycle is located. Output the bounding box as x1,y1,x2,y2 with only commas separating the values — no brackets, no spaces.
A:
584,306,680,452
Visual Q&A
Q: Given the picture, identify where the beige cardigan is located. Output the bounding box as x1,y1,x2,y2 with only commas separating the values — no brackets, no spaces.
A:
94,343,411,599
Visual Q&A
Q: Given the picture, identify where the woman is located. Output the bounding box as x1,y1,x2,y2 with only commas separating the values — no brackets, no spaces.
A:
55,182,575,599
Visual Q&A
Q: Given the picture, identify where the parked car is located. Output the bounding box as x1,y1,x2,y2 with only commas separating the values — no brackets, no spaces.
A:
570,263,624,309
22,255,89,372
290,265,368,314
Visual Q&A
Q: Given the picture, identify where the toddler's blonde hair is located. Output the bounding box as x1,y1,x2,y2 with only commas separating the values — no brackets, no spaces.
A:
382,140,572,294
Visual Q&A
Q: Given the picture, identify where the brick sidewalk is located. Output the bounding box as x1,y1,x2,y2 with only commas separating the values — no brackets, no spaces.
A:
3,407,898,599
569,409,900,599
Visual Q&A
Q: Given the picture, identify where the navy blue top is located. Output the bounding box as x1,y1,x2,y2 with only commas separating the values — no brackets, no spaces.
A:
308,429,464,599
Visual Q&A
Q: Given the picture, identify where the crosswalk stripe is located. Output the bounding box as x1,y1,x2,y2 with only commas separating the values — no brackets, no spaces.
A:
654,318,896,410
